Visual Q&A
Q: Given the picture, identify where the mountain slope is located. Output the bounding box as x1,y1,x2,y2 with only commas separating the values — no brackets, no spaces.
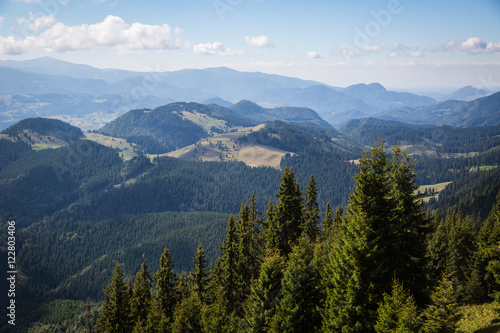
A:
230,100,332,128
340,117,500,154
374,99,466,124
444,91,500,127
443,85,489,101
99,103,210,154
0,117,84,147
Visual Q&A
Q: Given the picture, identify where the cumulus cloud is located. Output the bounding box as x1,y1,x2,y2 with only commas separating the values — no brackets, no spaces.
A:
0,15,186,55
244,35,274,48
17,12,56,32
442,37,500,54
193,42,244,56
306,51,323,59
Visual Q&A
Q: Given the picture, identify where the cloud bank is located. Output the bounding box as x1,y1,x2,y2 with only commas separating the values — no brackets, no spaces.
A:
0,15,186,55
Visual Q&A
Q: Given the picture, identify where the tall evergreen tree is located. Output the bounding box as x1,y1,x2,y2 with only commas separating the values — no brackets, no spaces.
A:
390,145,430,304
323,142,396,332
98,262,133,333
171,290,203,333
303,174,320,241
190,243,208,302
244,250,285,332
265,167,304,256
374,280,420,333
156,248,177,321
219,214,240,312
271,236,322,333
421,272,459,333
235,203,262,305
132,254,153,326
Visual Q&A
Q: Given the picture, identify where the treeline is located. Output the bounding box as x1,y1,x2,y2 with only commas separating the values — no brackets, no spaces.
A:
93,143,500,332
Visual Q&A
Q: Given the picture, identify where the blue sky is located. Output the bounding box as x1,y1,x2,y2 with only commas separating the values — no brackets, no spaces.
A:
0,0,499,90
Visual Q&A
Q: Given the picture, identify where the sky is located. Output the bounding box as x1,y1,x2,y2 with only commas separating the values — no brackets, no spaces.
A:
0,0,499,91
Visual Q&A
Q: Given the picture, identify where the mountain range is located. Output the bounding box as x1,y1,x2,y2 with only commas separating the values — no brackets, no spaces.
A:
2,57,498,132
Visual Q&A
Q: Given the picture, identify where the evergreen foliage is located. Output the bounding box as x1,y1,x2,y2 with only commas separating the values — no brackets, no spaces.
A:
374,280,420,333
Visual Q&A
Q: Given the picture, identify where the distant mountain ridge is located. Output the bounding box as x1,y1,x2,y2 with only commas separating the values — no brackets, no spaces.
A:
0,57,444,129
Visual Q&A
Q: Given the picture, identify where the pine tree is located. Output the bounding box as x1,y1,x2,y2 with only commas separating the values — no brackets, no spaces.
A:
156,248,177,321
374,280,420,333
421,272,460,333
271,236,322,333
265,167,304,256
132,254,153,326
142,297,170,333
323,142,396,332
191,243,208,302
172,290,203,333
321,202,333,233
244,250,285,332
85,297,92,333
219,214,240,312
235,203,260,302
303,174,320,241
98,262,133,333
390,145,430,304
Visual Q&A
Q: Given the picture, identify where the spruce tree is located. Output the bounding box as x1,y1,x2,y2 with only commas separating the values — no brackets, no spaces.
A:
98,262,133,333
265,167,304,256
219,214,240,312
191,243,208,302
323,142,396,332
244,250,285,332
171,290,203,333
156,248,177,321
390,145,430,304
303,174,320,241
271,236,322,333
235,203,260,297
421,272,460,333
142,297,170,333
374,280,420,333
132,254,153,326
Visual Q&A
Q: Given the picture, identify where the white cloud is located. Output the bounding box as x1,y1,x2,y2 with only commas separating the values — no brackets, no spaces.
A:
193,42,244,56
0,15,186,55
17,12,56,32
244,35,274,48
306,51,323,59
442,37,500,54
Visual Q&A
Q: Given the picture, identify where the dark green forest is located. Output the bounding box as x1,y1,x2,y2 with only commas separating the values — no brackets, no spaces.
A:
2,114,500,332
88,144,500,332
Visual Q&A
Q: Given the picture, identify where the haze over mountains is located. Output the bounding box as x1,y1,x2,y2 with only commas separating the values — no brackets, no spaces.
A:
1,57,498,131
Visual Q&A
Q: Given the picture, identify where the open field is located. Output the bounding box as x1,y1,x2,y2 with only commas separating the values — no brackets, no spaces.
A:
84,133,137,160
416,181,453,203
166,124,292,168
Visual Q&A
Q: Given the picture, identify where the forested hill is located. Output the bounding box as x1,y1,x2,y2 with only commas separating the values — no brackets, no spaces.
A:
340,117,500,154
0,117,84,146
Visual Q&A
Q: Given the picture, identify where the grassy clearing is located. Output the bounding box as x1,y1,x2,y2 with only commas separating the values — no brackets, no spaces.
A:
32,143,62,150
84,133,137,160
457,302,500,333
416,181,453,203
166,124,291,168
